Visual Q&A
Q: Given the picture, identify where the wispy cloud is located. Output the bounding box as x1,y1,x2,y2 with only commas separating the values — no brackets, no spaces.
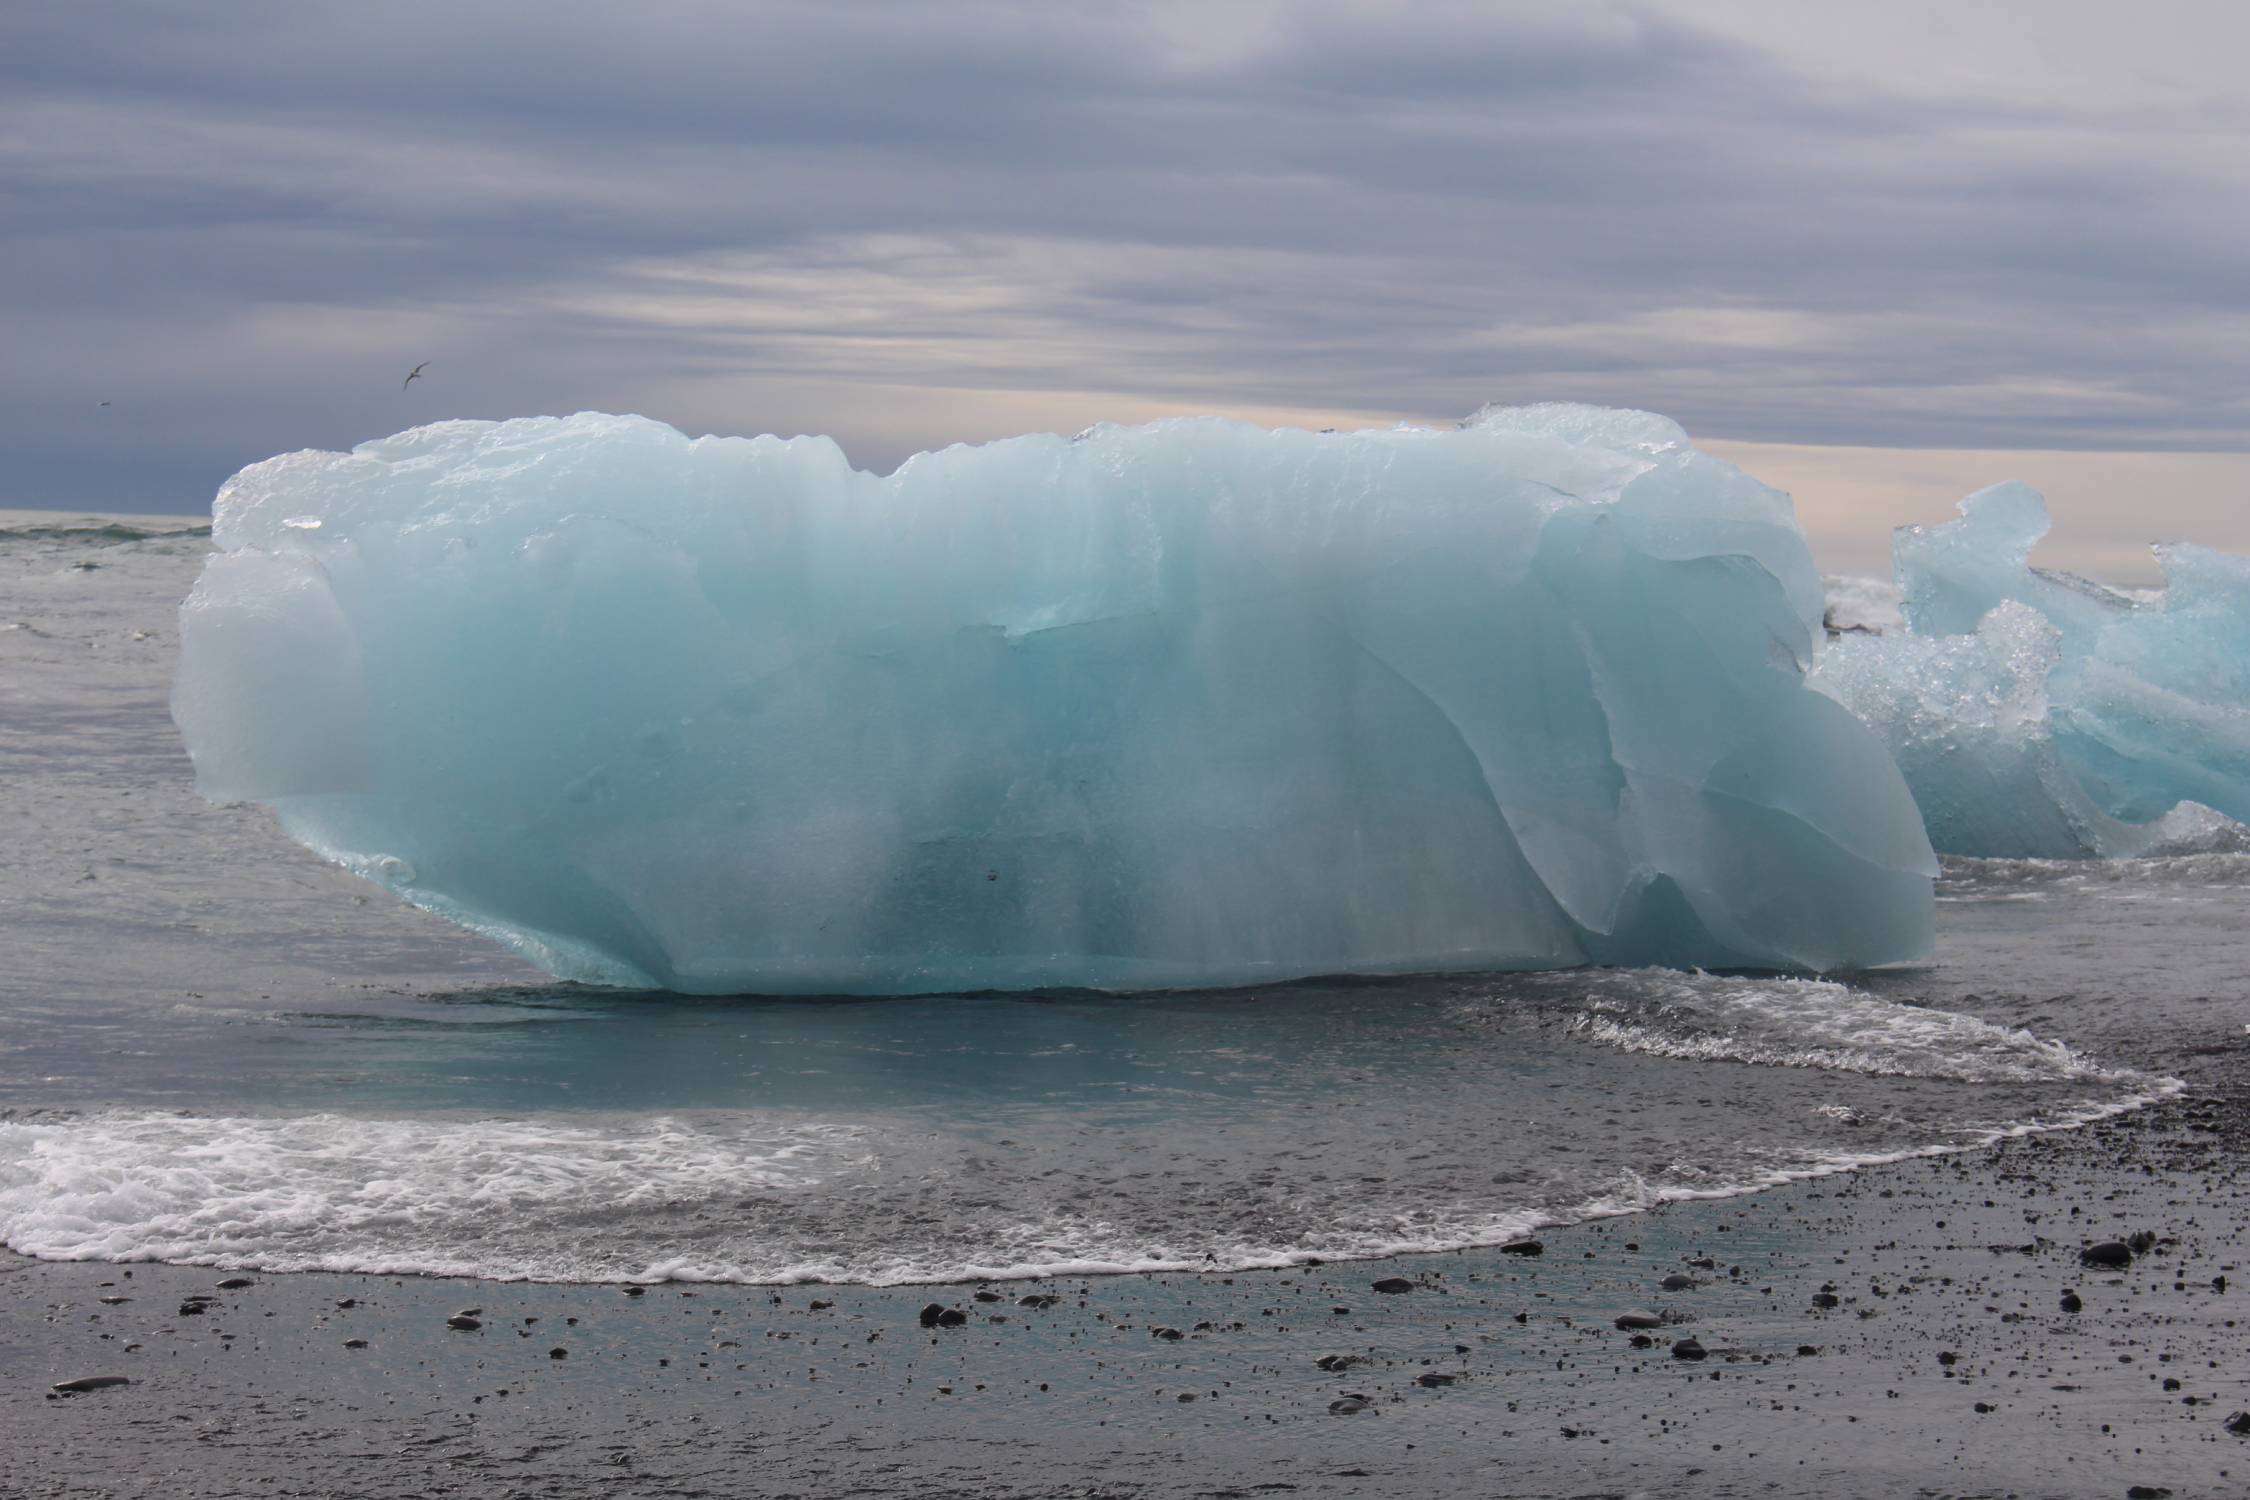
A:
5,0,2245,554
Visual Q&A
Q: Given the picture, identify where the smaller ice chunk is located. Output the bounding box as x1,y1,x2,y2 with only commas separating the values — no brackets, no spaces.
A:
1820,574,1903,637
1813,485,2250,856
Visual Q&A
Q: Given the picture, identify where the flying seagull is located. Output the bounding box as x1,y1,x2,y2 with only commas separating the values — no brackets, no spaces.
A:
97,400,111,407
402,361,429,391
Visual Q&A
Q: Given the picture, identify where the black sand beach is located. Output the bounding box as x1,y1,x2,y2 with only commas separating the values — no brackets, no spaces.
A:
9,1080,2245,1500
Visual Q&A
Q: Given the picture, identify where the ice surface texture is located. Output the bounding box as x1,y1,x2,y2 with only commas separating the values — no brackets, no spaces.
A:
1814,484,2250,857
173,406,1936,992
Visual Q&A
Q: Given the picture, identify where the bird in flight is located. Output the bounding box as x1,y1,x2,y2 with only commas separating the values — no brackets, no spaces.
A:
97,400,111,407
402,361,430,391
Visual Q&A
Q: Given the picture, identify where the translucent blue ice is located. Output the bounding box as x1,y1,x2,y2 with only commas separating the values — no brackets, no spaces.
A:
173,407,1937,992
1814,485,2250,857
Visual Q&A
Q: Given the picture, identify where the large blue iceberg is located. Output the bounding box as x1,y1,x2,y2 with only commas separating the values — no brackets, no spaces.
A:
173,406,1937,992
1813,484,2250,857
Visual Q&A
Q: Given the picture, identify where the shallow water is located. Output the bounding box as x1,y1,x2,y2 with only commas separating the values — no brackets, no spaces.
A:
2,513,2238,1284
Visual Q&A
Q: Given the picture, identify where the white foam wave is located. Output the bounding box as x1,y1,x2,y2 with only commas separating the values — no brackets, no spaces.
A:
0,1110,868,1281
0,1085,2175,1288
1556,969,2127,1083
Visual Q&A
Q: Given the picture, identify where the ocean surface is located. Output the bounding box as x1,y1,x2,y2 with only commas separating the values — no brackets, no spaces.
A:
3,510,2241,1285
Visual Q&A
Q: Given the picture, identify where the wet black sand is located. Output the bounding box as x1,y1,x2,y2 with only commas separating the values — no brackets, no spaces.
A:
7,1083,2246,1500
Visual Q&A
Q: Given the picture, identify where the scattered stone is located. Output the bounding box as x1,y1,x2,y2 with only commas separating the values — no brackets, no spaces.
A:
96,1296,130,1306
1671,1337,1707,1361
1017,1294,1059,1309
1371,1277,1414,1294
918,1303,947,1327
973,1290,1003,1302
1328,1396,1374,1415
623,1286,646,1297
549,1347,568,1359
335,1299,357,1310
2061,1290,2084,1313
1614,1310,1662,1330
1660,1274,1697,1292
50,1376,129,1394
343,1339,368,1349
454,1307,483,1318
808,1299,833,1311
1796,1345,1821,1357
2126,1487,2172,1499
1314,1355,1366,1372
2080,1241,2132,1269
1152,1327,1185,1341
1415,1372,1457,1387
447,1316,482,1331
1629,1334,1654,1349
2225,1410,2250,1436
1499,1239,1543,1256
1811,1292,1840,1308
2127,1230,2158,1254
176,1302,207,1316
216,1277,255,1290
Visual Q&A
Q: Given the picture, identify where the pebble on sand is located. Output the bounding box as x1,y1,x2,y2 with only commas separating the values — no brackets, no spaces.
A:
1371,1277,1414,1294
50,1376,130,1394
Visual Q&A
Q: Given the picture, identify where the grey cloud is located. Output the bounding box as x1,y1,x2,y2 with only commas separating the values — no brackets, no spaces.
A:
2,0,2245,514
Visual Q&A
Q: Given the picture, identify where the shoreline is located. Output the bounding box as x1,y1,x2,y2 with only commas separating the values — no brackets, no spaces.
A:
9,1088,2244,1499
0,1068,2186,1291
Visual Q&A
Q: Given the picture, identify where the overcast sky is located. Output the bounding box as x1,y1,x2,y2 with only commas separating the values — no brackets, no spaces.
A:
6,0,2245,576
